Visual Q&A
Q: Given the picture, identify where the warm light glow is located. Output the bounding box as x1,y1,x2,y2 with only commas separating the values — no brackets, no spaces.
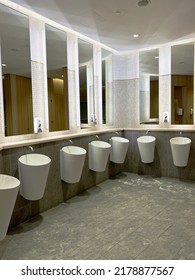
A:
133,34,139,38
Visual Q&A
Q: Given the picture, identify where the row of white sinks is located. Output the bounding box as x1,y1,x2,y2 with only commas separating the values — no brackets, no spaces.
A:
0,134,192,242
137,135,191,168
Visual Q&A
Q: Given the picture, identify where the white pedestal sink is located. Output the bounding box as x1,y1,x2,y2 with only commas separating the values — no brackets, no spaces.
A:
60,146,87,183
18,153,51,200
110,136,129,163
137,135,156,163
89,140,111,172
0,174,20,241
170,137,191,167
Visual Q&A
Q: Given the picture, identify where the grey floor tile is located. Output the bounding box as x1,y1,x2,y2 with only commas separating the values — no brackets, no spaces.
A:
1,172,195,260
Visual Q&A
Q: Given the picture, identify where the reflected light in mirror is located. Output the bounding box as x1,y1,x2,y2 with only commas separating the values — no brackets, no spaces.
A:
139,48,159,124
46,24,69,132
0,4,33,136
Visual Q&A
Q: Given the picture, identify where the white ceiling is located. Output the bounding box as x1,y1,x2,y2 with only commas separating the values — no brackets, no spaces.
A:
8,0,195,51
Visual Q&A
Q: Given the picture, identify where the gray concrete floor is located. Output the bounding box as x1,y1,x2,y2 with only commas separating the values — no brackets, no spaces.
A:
1,172,195,260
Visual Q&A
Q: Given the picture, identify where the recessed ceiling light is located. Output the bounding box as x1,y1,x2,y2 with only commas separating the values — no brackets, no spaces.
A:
155,56,159,59
2,63,6,67
115,10,122,15
137,0,151,7
133,34,139,38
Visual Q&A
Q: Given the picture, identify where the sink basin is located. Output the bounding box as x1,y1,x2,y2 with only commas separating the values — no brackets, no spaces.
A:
170,137,191,167
0,174,20,240
60,146,87,183
110,136,129,163
89,140,111,172
18,153,51,200
137,135,156,163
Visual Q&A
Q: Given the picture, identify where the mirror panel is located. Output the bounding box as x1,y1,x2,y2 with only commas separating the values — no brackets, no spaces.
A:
139,49,159,124
78,39,93,125
0,4,32,136
46,24,69,131
171,42,194,124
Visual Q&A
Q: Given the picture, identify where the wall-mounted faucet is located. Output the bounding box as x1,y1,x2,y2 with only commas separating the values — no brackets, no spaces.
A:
146,130,150,135
114,131,119,135
24,146,34,153
91,134,99,141
179,131,182,135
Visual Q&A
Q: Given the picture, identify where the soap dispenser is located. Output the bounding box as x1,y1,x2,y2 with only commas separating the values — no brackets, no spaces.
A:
34,117,43,133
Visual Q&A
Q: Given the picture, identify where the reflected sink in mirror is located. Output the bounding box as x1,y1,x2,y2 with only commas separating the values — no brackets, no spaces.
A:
0,174,20,241
18,153,51,200
137,135,156,163
170,136,191,167
89,140,111,172
60,146,87,183
110,136,129,164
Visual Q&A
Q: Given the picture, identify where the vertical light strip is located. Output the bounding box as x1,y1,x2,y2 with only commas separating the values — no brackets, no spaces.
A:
87,61,94,123
93,45,102,125
67,33,80,130
106,54,113,124
29,17,49,132
0,38,5,139
159,45,171,126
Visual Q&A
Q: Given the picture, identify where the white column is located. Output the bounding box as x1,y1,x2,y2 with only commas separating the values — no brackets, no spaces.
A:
29,17,49,133
106,54,113,125
93,45,102,126
0,38,5,140
159,45,171,127
67,33,80,130
140,74,150,122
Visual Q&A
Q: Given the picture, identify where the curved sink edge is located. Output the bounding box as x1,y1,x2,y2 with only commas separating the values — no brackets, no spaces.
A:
90,140,111,148
18,153,51,167
170,137,191,145
111,136,129,143
0,174,20,190
137,136,156,144
61,146,87,155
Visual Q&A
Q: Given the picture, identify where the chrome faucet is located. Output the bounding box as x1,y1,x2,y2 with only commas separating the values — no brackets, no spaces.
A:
24,146,34,153
91,134,99,141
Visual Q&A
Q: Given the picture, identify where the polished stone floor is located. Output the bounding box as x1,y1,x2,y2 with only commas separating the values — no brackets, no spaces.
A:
1,172,195,260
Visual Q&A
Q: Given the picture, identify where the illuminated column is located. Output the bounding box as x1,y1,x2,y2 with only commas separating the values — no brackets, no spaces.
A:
67,33,80,131
29,17,49,133
159,45,171,127
140,74,150,122
0,39,5,140
105,54,113,125
93,45,102,126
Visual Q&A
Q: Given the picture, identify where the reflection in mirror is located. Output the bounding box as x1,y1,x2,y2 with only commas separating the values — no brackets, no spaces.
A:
0,4,32,136
102,49,112,124
171,42,194,125
139,49,159,124
46,25,69,131
78,39,93,125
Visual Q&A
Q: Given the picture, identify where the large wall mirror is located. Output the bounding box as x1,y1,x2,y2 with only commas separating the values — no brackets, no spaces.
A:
139,48,159,124
0,4,33,136
171,42,194,125
46,24,69,131
78,39,93,125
